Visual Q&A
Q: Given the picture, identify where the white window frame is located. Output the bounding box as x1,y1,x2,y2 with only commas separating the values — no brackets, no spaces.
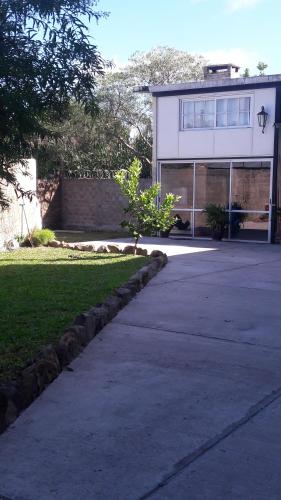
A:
180,95,252,131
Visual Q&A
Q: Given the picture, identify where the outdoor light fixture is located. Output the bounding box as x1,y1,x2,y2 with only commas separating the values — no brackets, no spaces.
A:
257,106,269,133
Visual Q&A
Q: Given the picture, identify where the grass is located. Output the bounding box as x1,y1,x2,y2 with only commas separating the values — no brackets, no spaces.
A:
0,247,147,382
55,230,129,243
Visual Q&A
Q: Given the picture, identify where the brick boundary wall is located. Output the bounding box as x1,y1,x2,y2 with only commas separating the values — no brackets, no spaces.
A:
37,179,62,229
61,178,151,231
38,177,152,231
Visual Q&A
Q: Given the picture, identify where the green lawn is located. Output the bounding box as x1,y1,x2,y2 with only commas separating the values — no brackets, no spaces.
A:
55,230,129,243
0,247,147,381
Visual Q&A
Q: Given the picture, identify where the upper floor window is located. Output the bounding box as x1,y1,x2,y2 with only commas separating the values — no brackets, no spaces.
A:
181,96,251,130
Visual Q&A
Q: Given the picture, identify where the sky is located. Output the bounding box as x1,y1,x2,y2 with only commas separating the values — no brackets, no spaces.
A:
88,0,281,75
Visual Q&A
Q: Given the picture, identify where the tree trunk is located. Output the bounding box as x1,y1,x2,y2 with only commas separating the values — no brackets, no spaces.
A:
134,236,139,255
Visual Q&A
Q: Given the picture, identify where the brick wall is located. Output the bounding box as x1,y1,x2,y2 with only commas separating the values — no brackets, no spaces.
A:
61,178,151,230
37,179,62,229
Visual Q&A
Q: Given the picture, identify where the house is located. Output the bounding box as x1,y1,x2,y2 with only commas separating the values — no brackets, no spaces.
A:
139,63,281,242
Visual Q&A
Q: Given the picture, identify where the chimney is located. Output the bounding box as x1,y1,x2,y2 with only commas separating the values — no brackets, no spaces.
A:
203,63,240,81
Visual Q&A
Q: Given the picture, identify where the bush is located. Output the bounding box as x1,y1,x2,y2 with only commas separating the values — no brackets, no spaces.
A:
115,158,180,252
24,228,55,247
204,204,229,241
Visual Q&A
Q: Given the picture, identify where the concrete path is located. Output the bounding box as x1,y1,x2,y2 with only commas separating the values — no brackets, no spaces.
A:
1,239,281,500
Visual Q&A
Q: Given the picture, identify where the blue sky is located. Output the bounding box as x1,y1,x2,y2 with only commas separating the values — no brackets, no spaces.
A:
89,0,281,75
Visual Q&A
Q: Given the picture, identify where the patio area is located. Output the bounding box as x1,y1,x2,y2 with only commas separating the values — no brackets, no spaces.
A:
1,239,281,499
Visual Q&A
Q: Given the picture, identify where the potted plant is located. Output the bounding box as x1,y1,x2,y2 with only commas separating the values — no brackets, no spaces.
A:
229,202,246,237
204,203,229,241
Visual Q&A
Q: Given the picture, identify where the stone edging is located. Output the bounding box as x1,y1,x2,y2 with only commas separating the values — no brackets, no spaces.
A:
0,245,167,434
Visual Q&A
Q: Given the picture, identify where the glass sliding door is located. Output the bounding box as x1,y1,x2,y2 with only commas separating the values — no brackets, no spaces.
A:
230,161,271,241
194,162,230,238
160,163,194,236
160,159,272,242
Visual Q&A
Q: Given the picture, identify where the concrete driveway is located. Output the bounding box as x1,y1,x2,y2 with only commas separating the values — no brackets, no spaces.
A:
1,239,281,500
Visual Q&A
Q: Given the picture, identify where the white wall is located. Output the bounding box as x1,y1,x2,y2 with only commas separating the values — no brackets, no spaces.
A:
0,159,42,248
156,87,276,160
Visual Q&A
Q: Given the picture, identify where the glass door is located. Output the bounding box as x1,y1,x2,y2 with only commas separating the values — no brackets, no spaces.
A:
160,163,194,237
194,162,230,238
230,161,271,242
160,159,272,242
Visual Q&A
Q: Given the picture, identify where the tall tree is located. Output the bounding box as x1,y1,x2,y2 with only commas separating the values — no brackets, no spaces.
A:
36,47,205,178
0,0,107,208
127,47,205,86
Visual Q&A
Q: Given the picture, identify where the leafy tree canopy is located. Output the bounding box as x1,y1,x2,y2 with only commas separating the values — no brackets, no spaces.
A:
0,0,107,208
127,47,206,86
36,47,205,179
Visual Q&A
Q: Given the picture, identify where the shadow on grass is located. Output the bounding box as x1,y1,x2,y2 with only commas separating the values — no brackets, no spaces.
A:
0,254,127,264
0,255,147,381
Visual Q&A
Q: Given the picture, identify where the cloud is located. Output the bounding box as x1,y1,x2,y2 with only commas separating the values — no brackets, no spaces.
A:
227,0,263,12
202,48,258,72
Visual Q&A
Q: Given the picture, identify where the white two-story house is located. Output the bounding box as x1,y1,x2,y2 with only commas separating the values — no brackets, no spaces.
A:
139,63,281,243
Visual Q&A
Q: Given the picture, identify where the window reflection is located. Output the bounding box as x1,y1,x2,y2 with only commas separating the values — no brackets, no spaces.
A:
195,162,230,209
231,162,270,212
161,163,193,209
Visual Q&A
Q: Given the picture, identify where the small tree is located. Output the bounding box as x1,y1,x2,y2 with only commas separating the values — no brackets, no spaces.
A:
257,61,268,76
115,158,180,252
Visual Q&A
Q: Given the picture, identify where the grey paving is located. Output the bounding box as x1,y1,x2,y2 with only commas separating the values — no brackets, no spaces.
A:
1,239,281,500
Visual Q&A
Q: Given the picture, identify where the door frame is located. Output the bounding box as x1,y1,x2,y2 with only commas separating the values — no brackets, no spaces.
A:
158,158,273,243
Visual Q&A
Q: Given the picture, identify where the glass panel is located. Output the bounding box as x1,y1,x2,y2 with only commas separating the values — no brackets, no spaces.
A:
216,99,227,113
170,210,192,237
195,162,230,209
239,97,250,112
239,112,249,126
231,161,271,211
194,100,214,128
183,102,194,115
227,111,239,126
230,212,269,241
195,113,214,128
227,99,239,126
216,113,227,127
161,163,194,209
227,98,239,112
183,115,193,128
194,211,212,238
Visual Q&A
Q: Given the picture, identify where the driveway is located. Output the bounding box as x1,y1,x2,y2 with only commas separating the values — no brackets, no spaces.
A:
1,240,281,500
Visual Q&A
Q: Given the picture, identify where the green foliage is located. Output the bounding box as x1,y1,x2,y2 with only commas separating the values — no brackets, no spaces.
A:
26,228,55,246
0,0,107,207
257,61,268,76
115,158,180,250
35,47,206,179
0,247,147,381
204,204,229,240
127,47,206,85
242,68,250,78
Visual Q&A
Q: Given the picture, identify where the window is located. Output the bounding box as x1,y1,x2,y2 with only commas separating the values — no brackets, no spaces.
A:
181,96,251,130
216,97,250,127
182,100,215,129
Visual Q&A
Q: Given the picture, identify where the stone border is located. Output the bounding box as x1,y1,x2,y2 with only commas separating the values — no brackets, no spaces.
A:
48,239,150,256
0,245,167,434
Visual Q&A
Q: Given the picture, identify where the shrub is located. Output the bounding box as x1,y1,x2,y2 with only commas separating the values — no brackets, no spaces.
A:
204,204,229,241
115,158,180,252
24,228,55,247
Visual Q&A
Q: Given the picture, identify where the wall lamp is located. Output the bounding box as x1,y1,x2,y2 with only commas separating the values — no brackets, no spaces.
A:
257,106,268,133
